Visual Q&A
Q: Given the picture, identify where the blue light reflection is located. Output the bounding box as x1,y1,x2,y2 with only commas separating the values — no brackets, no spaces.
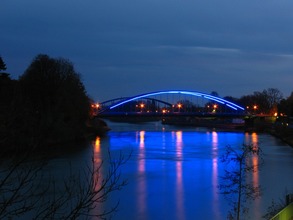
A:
103,126,252,219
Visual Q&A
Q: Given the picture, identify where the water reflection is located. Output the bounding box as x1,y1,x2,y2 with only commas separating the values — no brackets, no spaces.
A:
138,131,146,172
175,131,185,220
94,136,101,163
211,131,220,217
246,132,261,212
250,133,259,189
137,131,147,219
96,123,293,220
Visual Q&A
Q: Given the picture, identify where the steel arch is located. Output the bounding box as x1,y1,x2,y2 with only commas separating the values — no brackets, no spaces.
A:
109,90,244,111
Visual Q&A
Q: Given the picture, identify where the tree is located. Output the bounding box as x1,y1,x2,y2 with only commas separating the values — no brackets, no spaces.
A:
263,88,283,114
218,144,263,220
0,147,129,219
210,91,219,97
239,88,283,115
0,56,7,72
5,54,91,150
278,92,293,116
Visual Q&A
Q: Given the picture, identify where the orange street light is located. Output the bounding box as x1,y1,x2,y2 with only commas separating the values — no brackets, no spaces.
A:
177,103,182,112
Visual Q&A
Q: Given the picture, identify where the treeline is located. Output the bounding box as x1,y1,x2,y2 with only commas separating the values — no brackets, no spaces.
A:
0,54,91,153
224,88,293,116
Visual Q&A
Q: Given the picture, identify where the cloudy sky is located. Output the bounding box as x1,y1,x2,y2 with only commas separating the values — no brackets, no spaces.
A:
1,0,293,102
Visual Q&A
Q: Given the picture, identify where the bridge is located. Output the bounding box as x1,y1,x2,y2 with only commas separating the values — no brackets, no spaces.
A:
92,90,251,128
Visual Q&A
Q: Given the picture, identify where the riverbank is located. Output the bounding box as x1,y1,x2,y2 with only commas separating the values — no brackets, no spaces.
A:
270,129,293,147
270,116,293,147
0,118,110,158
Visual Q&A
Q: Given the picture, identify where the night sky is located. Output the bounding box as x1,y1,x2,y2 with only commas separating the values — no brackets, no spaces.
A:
1,0,293,102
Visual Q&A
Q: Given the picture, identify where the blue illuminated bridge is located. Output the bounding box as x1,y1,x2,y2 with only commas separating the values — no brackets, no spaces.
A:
94,90,249,127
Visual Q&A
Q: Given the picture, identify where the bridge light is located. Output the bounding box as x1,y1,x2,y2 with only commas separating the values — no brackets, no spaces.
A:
140,103,145,108
96,104,100,108
274,112,278,117
177,103,182,112
213,104,217,109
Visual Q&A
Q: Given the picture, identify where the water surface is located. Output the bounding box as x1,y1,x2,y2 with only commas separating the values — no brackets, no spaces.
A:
93,121,293,219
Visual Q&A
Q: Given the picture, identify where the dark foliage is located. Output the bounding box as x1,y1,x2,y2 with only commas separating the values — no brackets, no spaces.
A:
0,56,7,71
278,92,293,116
1,54,91,152
238,88,283,114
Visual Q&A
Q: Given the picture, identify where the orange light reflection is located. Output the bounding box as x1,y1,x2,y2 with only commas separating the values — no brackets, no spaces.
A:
175,131,185,220
94,137,101,163
137,131,147,218
211,131,220,216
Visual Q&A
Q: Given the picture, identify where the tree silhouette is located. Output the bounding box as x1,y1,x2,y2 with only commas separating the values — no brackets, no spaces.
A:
0,56,7,71
218,144,263,220
5,54,91,150
0,147,129,219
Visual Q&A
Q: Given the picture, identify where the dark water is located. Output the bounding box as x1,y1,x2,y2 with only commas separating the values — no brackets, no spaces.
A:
6,121,291,219
92,121,293,220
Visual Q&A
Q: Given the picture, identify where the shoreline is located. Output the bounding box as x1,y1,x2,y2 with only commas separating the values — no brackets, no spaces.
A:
269,130,293,148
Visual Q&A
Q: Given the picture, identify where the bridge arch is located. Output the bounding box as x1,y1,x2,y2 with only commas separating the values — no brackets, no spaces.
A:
108,90,244,111
101,97,173,107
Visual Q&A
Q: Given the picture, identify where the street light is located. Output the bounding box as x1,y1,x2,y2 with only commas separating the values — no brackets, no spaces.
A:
140,103,144,112
213,104,217,113
177,103,182,112
253,105,258,114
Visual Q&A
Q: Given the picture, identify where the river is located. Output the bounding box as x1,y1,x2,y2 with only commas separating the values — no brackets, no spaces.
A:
4,121,292,219
91,121,293,220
